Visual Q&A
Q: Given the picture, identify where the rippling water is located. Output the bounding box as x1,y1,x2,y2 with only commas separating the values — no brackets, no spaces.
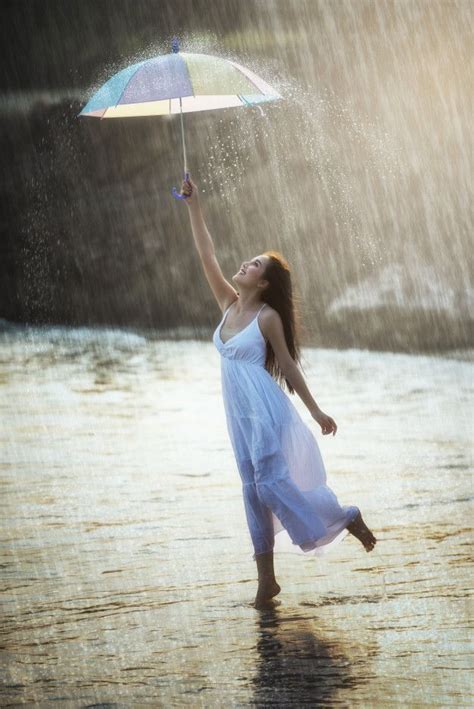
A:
1,322,472,706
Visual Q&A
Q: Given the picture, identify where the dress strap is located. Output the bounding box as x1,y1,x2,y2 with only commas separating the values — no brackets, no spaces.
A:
257,302,267,315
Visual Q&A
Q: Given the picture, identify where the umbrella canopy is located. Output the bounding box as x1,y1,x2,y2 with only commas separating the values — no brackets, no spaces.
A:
78,40,282,118
78,38,282,198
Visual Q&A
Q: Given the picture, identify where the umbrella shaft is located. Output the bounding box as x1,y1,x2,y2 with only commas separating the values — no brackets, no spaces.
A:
179,99,187,174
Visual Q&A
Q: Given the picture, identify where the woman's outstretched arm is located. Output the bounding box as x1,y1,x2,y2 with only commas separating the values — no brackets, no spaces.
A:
181,175,214,257
181,174,238,312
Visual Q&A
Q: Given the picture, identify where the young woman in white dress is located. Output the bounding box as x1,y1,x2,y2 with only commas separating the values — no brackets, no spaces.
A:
181,174,376,609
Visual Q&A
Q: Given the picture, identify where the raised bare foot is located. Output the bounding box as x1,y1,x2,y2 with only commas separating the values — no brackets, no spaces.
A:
347,510,377,552
254,577,281,609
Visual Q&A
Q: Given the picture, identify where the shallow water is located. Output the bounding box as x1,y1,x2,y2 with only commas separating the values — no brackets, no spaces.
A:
1,323,472,706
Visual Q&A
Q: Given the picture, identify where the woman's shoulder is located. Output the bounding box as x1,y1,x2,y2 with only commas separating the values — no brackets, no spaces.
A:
258,304,282,344
260,303,281,328
261,302,278,318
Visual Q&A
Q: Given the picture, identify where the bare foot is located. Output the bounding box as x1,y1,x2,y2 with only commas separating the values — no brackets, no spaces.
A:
254,577,281,609
347,510,377,552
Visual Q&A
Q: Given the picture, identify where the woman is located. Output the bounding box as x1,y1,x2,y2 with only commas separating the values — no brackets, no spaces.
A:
182,174,376,609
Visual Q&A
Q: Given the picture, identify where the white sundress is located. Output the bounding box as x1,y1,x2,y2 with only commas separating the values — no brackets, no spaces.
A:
212,298,359,560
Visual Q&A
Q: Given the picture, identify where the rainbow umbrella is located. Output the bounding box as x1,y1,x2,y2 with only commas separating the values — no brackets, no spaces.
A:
78,37,282,199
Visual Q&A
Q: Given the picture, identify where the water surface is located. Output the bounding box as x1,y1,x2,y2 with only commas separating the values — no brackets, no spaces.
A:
1,323,472,705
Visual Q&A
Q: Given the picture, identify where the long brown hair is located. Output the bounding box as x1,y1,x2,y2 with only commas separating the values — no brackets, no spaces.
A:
260,250,306,394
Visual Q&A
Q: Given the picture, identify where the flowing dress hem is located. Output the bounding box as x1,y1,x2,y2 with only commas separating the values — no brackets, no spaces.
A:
252,506,359,560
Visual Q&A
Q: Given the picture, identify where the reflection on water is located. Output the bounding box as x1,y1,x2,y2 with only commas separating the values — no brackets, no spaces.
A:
1,323,472,705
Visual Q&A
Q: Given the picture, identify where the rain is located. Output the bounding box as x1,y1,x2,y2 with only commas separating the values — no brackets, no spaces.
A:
1,1,472,705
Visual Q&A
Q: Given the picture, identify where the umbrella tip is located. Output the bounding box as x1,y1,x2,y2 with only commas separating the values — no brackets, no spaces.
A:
171,37,180,53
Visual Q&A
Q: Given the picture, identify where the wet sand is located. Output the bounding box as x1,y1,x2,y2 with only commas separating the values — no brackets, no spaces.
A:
1,324,472,705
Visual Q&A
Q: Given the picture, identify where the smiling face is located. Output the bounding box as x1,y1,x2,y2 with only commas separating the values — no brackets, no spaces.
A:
232,254,271,291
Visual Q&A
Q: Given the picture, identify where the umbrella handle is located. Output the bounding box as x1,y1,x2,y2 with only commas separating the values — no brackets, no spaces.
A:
172,171,190,201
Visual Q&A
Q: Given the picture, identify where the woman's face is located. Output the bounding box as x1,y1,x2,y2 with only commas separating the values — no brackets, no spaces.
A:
232,254,270,288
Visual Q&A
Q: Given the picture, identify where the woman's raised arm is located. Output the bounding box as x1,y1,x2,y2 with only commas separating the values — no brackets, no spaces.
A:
181,175,213,256
181,174,238,312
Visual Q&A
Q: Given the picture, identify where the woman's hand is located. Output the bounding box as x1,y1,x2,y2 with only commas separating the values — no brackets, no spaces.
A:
311,408,338,436
180,173,200,206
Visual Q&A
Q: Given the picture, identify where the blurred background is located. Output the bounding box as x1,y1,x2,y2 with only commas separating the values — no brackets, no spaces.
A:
1,0,472,351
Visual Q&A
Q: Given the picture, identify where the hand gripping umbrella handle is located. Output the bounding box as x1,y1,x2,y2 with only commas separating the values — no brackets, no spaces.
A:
172,171,190,200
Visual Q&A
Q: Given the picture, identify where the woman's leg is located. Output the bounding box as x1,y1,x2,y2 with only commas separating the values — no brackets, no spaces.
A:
346,510,377,551
238,459,281,607
254,550,281,608
242,480,275,558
